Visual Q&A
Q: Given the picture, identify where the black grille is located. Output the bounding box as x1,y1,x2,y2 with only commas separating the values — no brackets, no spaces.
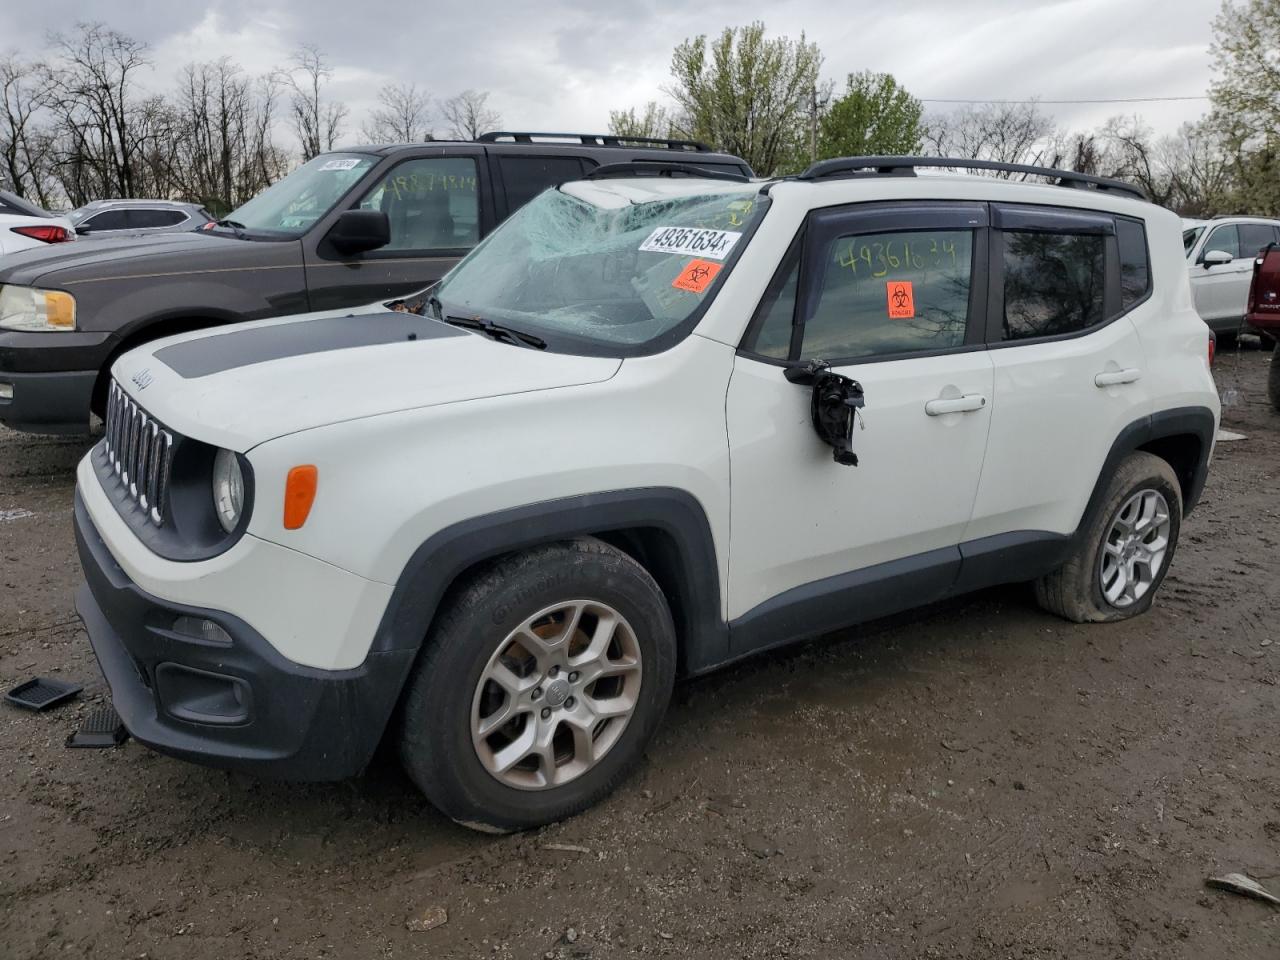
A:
102,380,174,525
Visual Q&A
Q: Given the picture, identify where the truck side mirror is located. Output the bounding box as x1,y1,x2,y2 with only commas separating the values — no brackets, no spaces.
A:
1202,249,1233,268
326,209,390,255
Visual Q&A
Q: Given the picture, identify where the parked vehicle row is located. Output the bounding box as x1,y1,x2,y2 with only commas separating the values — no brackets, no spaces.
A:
64,149,1219,831
1183,214,1280,340
0,133,750,434
0,190,74,257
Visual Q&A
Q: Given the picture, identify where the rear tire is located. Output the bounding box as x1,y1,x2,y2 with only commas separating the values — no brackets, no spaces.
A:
1035,452,1182,623
398,538,676,832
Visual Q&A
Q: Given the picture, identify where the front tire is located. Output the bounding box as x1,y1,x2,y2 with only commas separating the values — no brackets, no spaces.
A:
398,538,676,832
1035,452,1182,623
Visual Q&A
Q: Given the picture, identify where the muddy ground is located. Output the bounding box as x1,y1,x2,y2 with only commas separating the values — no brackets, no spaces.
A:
1,347,1277,959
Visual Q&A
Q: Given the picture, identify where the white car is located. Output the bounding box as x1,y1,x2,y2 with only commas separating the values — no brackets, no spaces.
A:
1183,215,1280,337
0,190,74,257
73,158,1220,831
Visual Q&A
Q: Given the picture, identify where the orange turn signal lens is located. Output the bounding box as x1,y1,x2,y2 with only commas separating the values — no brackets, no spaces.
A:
283,465,318,530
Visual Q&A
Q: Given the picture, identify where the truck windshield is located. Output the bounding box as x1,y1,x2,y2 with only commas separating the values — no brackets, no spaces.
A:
432,182,766,354
216,153,377,237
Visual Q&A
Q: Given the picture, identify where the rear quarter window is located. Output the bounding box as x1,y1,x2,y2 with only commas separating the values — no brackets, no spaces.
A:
1116,218,1151,308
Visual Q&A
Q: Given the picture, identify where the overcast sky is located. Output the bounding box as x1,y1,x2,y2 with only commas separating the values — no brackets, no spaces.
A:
2,0,1222,143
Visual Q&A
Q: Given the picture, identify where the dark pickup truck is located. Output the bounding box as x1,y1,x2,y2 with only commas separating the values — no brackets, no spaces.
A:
0,132,751,433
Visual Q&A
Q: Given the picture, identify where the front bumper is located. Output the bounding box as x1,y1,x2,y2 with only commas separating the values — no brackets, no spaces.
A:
74,491,415,780
0,329,113,433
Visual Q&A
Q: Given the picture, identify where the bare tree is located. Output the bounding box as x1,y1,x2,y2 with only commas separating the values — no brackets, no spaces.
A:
440,89,500,140
361,81,432,143
41,22,163,202
0,55,53,203
285,44,348,160
922,101,1056,174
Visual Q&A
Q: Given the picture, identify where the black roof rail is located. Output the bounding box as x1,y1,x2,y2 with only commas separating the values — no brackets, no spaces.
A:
583,161,750,183
796,156,1146,201
478,131,712,152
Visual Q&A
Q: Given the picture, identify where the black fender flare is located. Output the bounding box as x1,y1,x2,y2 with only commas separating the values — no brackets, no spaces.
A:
370,488,728,675
1078,405,1216,535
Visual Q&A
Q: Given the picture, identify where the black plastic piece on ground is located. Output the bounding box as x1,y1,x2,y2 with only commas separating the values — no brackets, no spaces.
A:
66,705,130,748
6,676,83,711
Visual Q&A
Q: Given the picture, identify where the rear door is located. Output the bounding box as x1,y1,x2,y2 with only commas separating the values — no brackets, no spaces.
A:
303,146,492,311
966,205,1150,542
491,154,592,220
725,201,994,642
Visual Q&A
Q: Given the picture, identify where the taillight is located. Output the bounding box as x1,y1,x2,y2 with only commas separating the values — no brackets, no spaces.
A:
1208,333,1216,366
10,225,73,244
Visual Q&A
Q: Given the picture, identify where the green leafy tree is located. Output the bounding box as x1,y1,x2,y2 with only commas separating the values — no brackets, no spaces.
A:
666,22,822,176
1209,0,1280,213
608,102,673,141
818,71,922,160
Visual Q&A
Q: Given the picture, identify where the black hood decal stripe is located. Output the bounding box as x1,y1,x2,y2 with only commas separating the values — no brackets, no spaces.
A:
153,312,466,379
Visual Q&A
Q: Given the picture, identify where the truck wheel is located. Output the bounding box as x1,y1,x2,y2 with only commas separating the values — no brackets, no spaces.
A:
1269,343,1280,412
1035,452,1182,623
399,538,676,832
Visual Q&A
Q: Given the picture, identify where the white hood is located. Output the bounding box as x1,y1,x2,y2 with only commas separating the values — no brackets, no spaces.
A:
110,306,621,451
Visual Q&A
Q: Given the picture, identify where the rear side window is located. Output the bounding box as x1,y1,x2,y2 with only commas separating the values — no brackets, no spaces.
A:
499,156,587,213
801,229,974,360
1238,223,1279,259
1116,218,1150,308
1002,232,1105,341
129,209,187,228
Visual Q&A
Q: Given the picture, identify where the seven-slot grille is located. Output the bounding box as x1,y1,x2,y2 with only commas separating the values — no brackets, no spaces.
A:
103,380,174,525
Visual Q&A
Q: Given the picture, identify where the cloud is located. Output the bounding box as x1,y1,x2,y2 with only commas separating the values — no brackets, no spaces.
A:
3,0,1219,144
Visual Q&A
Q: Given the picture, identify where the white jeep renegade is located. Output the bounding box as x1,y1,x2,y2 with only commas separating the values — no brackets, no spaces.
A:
74,157,1220,831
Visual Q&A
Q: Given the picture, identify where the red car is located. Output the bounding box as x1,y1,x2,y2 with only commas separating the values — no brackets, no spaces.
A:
1245,243,1280,410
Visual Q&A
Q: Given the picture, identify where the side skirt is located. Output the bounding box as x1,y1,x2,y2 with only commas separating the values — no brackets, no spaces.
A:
722,530,1070,667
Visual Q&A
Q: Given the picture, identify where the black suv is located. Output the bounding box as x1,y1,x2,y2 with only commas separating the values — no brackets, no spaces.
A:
0,132,751,434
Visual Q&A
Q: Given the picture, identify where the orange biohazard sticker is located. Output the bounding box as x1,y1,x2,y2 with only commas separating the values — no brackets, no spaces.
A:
886,280,915,319
672,259,723,294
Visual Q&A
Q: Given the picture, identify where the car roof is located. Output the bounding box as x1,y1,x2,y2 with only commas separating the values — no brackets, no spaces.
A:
334,138,750,168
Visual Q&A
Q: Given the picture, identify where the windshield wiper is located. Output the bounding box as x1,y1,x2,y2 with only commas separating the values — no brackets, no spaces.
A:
444,314,546,350
213,218,249,238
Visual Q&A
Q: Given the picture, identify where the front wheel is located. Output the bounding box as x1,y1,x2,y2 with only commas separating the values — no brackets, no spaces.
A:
1035,452,1182,623
398,538,676,832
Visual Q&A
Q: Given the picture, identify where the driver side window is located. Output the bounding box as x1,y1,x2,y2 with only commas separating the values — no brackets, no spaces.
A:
357,157,479,252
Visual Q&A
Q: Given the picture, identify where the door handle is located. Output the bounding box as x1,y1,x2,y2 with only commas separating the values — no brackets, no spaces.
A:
1094,368,1142,387
924,394,987,416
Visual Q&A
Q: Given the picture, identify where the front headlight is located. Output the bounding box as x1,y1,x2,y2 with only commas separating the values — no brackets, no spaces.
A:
212,449,245,533
0,284,76,331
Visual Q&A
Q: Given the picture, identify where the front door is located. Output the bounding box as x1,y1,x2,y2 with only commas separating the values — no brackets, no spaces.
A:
304,149,489,311
725,202,994,652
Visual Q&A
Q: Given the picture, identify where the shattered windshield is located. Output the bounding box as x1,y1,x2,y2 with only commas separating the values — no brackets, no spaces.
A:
432,183,767,354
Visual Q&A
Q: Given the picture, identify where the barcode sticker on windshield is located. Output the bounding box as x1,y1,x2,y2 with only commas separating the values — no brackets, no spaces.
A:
319,158,361,171
639,226,742,261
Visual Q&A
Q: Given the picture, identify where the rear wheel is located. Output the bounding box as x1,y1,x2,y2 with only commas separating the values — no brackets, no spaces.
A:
398,538,676,832
1035,452,1182,622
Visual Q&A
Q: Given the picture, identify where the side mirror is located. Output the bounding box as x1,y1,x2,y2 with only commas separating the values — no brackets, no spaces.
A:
1202,249,1233,268
74,225,91,236
326,209,390,255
